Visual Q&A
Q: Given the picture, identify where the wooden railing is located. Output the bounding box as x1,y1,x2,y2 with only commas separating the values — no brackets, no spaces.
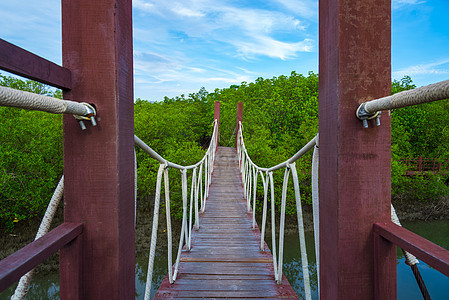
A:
399,157,449,175
0,38,84,295
0,1,135,298
0,223,83,292
374,221,449,299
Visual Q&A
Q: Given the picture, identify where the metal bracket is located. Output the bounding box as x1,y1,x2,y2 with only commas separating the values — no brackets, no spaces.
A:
74,103,97,130
356,103,381,128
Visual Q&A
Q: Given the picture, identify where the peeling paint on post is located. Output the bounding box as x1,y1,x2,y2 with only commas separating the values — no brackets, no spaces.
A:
60,0,135,298
318,0,396,298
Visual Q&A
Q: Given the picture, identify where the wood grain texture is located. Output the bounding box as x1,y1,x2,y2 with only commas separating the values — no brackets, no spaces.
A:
0,223,82,292
154,147,298,299
318,0,396,298
61,0,135,298
375,221,449,277
0,38,72,90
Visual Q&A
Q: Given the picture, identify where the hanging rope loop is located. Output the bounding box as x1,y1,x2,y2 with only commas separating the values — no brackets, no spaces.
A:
236,121,316,299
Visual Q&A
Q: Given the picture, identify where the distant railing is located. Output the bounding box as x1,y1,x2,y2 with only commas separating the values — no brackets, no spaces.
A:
399,157,449,175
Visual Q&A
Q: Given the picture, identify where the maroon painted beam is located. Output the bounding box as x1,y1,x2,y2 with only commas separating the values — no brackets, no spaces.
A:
235,102,243,148
375,221,449,276
0,223,82,292
60,0,135,298
319,0,395,298
373,224,397,299
0,38,72,90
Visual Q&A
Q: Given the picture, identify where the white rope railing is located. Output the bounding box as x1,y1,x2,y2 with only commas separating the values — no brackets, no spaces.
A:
236,121,317,300
137,120,218,300
311,139,320,295
0,86,97,130
391,204,419,266
356,79,449,128
11,176,64,300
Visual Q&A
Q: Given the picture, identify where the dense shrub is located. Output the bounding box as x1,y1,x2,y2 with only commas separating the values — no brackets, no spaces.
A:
1,71,448,230
0,74,63,231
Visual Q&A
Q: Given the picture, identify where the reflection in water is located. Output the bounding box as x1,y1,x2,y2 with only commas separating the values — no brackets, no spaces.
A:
1,220,449,299
397,220,449,300
135,248,169,299
0,273,59,300
280,231,319,299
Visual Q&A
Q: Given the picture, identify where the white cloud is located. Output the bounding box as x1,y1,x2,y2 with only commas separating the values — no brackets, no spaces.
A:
394,59,449,76
171,3,205,17
132,0,312,60
393,0,426,9
271,0,317,19
232,37,314,60
133,48,257,99
133,0,155,12
0,0,61,63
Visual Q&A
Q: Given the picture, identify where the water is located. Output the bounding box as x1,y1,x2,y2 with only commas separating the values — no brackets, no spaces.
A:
397,220,449,299
1,220,449,299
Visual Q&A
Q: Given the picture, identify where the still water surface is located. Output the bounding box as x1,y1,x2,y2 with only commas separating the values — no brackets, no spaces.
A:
1,219,448,299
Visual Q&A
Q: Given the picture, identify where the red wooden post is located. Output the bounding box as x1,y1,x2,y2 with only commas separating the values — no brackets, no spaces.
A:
214,101,220,145
60,0,135,299
418,156,423,173
319,0,396,298
235,102,243,148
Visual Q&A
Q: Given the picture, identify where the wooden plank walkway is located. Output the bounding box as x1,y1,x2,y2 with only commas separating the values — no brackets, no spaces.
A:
154,147,298,299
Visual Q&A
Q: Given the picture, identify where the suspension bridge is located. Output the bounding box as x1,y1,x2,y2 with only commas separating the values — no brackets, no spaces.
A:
153,147,298,299
1,0,449,299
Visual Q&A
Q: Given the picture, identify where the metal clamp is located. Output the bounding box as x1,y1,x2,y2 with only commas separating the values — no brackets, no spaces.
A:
74,103,97,130
356,103,381,128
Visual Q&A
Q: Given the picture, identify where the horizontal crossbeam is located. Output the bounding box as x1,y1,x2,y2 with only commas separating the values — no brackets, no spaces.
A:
0,39,72,90
374,221,449,277
0,222,83,292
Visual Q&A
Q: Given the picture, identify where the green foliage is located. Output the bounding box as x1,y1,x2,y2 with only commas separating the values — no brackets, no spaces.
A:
134,89,215,219
206,71,319,215
134,72,319,218
391,76,449,202
0,73,63,231
2,70,448,230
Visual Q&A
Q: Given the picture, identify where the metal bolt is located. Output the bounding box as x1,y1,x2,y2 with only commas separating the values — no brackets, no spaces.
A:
376,115,381,126
90,116,97,126
79,120,87,130
362,119,368,129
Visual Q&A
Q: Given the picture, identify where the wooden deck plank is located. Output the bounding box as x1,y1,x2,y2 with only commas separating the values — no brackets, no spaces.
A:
154,147,298,299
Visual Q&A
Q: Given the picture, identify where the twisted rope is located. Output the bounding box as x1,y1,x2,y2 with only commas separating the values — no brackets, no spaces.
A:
311,140,320,298
141,120,218,296
11,176,64,300
144,164,165,300
291,164,312,300
0,85,94,118
364,79,449,113
236,122,316,300
391,204,430,300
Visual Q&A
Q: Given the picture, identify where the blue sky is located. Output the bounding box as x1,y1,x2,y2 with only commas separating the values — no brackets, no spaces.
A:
1,0,448,101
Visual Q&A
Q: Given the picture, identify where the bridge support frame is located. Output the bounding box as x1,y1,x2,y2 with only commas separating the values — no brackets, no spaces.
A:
60,0,135,298
318,0,396,298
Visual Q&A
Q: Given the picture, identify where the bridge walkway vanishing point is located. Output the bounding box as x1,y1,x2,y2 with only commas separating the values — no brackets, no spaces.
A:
154,147,299,299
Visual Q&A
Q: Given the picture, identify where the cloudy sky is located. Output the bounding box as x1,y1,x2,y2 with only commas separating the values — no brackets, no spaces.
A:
1,0,448,101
